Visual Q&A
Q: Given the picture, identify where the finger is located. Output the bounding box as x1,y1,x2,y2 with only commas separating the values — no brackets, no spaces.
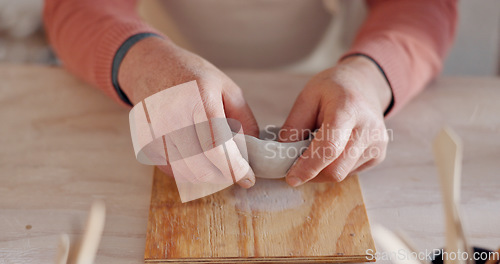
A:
165,142,233,202
222,83,259,138
279,90,319,142
193,87,255,188
352,144,387,173
285,110,356,187
156,135,173,177
165,126,225,184
352,159,376,174
196,118,255,187
352,126,388,173
206,122,256,189
317,134,369,182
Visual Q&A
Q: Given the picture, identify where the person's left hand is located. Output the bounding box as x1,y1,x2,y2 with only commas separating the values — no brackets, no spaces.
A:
279,56,393,186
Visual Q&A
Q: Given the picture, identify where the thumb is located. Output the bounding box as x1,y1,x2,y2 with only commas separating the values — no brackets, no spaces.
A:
222,85,259,138
280,92,319,142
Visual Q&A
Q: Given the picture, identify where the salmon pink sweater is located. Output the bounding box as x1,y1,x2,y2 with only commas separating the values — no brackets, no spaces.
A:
43,0,457,116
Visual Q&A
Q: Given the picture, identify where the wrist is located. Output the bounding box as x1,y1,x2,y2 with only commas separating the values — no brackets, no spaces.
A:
338,55,392,114
118,37,180,104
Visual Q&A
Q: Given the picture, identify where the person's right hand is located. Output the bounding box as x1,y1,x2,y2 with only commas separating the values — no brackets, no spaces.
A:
119,37,259,189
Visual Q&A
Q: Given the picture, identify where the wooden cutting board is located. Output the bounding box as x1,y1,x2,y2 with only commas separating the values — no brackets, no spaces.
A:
145,167,375,263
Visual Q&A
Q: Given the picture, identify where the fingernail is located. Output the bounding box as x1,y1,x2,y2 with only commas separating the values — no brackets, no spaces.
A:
239,179,254,189
286,176,303,187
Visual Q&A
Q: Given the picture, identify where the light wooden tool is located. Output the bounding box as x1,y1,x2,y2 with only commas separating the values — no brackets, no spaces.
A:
394,229,427,264
73,201,106,264
145,167,375,263
55,201,106,264
55,234,70,264
372,225,424,264
433,127,471,264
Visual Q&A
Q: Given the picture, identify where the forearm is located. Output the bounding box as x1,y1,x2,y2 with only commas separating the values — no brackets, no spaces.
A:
118,37,221,104
43,0,162,106
341,0,458,116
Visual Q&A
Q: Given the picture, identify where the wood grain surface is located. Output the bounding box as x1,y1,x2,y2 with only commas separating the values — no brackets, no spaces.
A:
145,167,375,263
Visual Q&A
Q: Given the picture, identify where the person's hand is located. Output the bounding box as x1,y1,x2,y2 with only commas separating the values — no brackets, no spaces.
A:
280,56,393,186
119,37,259,188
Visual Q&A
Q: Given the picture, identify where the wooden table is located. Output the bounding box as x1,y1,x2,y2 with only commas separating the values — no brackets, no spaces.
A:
1,64,499,263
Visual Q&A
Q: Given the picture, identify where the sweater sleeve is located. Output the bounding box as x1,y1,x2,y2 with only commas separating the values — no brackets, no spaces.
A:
43,0,163,106
342,0,458,117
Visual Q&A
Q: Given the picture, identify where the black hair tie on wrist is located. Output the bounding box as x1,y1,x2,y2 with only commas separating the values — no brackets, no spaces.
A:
111,32,162,106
